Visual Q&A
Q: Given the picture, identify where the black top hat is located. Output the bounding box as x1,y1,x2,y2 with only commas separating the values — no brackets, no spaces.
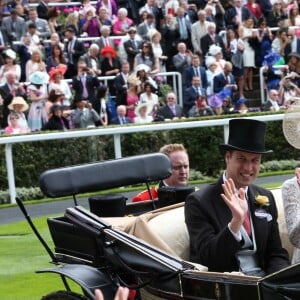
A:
219,119,273,154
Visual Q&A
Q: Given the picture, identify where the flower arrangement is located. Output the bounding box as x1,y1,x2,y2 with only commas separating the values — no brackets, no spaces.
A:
255,194,270,207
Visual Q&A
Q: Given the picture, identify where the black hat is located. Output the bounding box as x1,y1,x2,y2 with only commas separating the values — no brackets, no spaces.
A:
219,119,273,154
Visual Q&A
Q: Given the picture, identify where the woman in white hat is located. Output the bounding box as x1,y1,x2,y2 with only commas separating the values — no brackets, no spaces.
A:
4,111,30,135
8,96,29,130
133,101,153,124
0,49,20,85
208,44,226,74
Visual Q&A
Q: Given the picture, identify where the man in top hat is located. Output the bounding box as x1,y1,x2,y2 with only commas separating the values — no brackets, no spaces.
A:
185,119,290,280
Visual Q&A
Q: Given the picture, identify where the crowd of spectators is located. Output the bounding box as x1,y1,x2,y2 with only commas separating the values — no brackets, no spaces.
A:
0,0,299,134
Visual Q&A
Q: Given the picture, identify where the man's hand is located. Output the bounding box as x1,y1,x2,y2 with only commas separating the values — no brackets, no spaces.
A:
221,178,248,234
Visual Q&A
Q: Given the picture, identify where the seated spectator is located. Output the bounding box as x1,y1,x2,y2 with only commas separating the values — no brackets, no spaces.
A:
114,61,130,106
48,65,72,107
7,96,29,130
0,49,20,85
134,101,153,123
71,99,100,129
47,7,62,34
234,97,249,114
96,6,113,27
132,143,190,202
137,13,156,42
207,93,224,115
261,89,282,111
27,71,49,131
189,96,214,117
4,111,29,134
271,27,292,64
112,8,133,47
110,105,131,125
42,104,69,131
135,64,158,91
156,92,183,120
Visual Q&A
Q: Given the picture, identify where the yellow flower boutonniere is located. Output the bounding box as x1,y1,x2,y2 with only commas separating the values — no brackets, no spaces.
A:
255,194,270,207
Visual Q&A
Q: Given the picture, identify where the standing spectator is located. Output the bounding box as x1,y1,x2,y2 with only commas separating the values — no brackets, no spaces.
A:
79,44,102,77
184,76,207,116
64,27,85,79
224,0,252,30
0,49,21,85
81,7,101,38
44,32,65,59
137,13,156,41
140,0,163,30
205,56,218,96
73,61,100,104
245,0,263,21
272,27,292,64
110,105,131,124
42,104,69,131
1,9,26,47
46,43,66,72
71,99,100,129
239,17,257,91
64,13,80,36
191,10,213,56
112,8,133,47
17,35,32,82
25,48,46,82
96,25,115,53
139,81,159,107
27,71,49,131
96,0,118,21
48,65,72,107
114,61,130,106
123,27,142,71
176,7,191,48
26,8,51,39
184,54,208,88
7,96,29,130
126,74,141,122
0,72,27,129
100,46,121,97
157,92,184,120
133,41,160,76
266,0,288,28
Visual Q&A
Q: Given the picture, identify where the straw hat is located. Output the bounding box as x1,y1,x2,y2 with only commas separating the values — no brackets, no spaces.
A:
8,97,29,112
127,74,141,86
29,71,49,85
134,101,153,117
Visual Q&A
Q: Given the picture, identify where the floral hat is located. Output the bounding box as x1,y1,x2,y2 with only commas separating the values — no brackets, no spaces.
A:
48,65,67,82
101,46,117,58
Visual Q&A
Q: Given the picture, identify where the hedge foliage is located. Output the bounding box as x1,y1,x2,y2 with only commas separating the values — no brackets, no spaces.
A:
0,118,299,191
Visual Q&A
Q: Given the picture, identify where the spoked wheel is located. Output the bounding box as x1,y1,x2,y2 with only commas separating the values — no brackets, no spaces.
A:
41,290,89,300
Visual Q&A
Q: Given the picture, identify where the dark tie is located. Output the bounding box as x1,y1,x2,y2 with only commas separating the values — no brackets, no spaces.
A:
194,67,199,77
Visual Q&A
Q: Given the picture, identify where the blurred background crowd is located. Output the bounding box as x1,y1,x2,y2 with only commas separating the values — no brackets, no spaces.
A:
0,0,299,134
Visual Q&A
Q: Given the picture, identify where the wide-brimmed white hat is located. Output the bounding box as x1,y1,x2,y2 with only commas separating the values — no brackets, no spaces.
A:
135,64,151,73
208,45,222,56
8,96,29,112
29,71,49,85
5,49,16,60
134,101,153,117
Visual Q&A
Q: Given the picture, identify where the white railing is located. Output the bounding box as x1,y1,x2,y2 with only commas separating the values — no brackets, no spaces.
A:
0,114,284,204
28,1,97,7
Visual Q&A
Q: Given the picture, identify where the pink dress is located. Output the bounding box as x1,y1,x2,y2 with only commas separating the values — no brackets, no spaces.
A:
126,93,139,122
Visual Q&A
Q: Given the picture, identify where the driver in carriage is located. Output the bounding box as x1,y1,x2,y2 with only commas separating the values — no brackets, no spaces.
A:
132,143,190,202
185,119,290,277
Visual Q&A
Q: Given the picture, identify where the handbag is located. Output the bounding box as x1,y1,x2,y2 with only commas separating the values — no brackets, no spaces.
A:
231,50,243,68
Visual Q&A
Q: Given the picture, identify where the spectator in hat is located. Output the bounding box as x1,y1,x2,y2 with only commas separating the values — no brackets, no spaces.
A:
4,111,30,134
234,97,249,114
48,65,72,107
0,49,20,85
42,104,69,131
71,99,100,129
27,71,49,131
134,101,153,123
185,118,290,277
7,96,29,130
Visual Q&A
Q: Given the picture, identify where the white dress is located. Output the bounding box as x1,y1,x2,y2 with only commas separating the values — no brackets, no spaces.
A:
242,27,255,67
48,81,72,107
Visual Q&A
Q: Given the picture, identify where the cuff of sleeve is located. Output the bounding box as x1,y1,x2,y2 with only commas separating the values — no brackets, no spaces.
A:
228,223,242,242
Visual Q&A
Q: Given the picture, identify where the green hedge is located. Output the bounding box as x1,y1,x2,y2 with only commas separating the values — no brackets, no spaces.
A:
0,117,298,190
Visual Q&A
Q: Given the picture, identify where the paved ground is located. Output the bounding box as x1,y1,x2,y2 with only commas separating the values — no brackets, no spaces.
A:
0,174,292,225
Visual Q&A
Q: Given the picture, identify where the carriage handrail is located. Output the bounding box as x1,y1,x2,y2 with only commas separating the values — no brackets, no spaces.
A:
1,114,284,204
